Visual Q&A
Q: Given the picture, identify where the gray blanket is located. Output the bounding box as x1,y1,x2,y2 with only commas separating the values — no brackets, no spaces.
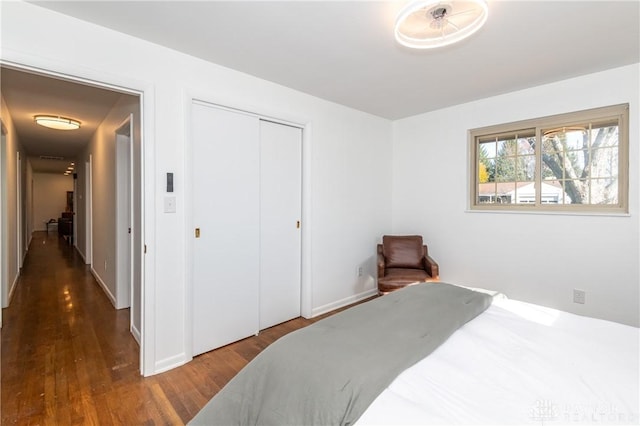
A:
189,282,492,426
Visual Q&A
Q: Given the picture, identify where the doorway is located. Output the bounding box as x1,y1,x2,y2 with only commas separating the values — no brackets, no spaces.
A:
0,64,146,372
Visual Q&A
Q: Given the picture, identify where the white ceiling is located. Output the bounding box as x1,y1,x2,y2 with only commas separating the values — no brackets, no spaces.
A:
29,0,640,120
0,67,132,173
3,1,638,173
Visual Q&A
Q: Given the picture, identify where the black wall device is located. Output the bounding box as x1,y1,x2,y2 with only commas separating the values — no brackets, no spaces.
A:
167,172,174,192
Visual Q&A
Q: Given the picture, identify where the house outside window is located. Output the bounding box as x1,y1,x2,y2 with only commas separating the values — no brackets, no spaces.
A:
469,104,629,214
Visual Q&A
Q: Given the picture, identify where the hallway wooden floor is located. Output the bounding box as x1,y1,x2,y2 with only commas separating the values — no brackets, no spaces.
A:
1,232,325,425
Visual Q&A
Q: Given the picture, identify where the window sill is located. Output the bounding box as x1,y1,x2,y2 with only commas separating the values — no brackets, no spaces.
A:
465,208,630,217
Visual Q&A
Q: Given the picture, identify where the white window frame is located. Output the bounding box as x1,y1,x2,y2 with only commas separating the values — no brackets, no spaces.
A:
469,104,629,214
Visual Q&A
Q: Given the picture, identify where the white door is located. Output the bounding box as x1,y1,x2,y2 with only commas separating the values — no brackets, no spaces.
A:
259,120,302,330
192,102,260,356
115,118,132,309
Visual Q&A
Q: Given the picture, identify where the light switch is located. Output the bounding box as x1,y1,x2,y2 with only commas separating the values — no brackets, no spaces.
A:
164,196,176,213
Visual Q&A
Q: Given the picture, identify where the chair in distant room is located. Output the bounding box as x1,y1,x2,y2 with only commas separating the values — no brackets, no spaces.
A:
58,211,73,244
377,235,439,294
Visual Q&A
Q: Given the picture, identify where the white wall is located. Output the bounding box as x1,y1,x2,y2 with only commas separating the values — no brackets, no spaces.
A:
0,95,27,308
392,64,639,327
0,1,393,374
25,161,33,247
32,172,73,230
75,95,140,320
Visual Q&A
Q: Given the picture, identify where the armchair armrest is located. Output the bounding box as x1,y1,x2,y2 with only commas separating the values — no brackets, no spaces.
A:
423,255,439,280
377,253,386,278
377,244,385,278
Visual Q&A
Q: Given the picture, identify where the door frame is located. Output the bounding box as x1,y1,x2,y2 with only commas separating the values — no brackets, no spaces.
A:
16,152,22,271
0,119,6,326
184,93,312,361
115,115,134,311
85,156,93,266
72,173,77,248
0,58,155,376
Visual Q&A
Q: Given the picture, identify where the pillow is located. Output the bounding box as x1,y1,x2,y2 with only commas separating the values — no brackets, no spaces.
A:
382,235,423,269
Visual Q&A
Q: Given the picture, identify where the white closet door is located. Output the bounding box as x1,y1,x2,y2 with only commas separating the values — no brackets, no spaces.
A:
192,103,260,356
259,120,302,330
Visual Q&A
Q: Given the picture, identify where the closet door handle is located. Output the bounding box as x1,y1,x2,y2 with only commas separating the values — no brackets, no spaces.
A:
195,228,201,238
296,221,300,229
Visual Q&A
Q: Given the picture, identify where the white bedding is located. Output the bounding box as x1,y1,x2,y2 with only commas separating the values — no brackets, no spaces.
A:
358,294,639,425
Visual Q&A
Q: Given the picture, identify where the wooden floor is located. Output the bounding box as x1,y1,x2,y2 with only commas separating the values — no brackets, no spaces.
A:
1,232,341,425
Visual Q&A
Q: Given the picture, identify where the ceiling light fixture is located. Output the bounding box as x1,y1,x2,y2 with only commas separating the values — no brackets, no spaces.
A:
543,126,587,138
34,115,81,131
395,0,489,49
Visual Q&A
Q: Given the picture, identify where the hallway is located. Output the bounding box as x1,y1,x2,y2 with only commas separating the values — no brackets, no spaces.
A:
0,231,323,424
1,231,144,424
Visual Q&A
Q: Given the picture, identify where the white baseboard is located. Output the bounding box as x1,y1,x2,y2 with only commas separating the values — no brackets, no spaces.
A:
310,288,378,318
7,273,20,305
154,353,190,374
131,323,141,346
90,267,117,308
76,247,87,263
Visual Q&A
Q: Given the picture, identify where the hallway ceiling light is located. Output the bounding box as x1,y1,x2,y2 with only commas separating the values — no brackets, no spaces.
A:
395,0,489,49
34,115,81,130
543,126,587,138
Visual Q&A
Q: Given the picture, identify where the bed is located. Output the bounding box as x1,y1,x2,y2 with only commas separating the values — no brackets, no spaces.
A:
189,283,639,425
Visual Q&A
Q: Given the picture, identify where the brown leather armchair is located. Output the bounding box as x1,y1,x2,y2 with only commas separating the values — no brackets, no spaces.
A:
377,235,439,294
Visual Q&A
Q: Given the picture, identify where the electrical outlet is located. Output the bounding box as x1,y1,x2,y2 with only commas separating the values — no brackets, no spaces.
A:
573,289,586,304
357,266,363,277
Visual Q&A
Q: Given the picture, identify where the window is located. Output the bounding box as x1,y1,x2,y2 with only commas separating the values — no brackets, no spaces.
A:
469,104,629,213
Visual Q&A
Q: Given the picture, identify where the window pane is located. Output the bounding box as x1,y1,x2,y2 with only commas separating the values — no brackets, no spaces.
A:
563,128,587,150
496,182,516,204
514,182,535,204
540,180,564,204
496,139,508,156
517,138,535,155
590,178,618,205
560,180,587,204
478,159,494,183
520,154,535,180
477,183,496,204
591,125,618,149
478,142,495,184
542,141,587,181
566,149,588,178
542,137,561,154
479,140,496,158
591,147,618,179
495,157,516,182
477,182,517,204
542,160,559,180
